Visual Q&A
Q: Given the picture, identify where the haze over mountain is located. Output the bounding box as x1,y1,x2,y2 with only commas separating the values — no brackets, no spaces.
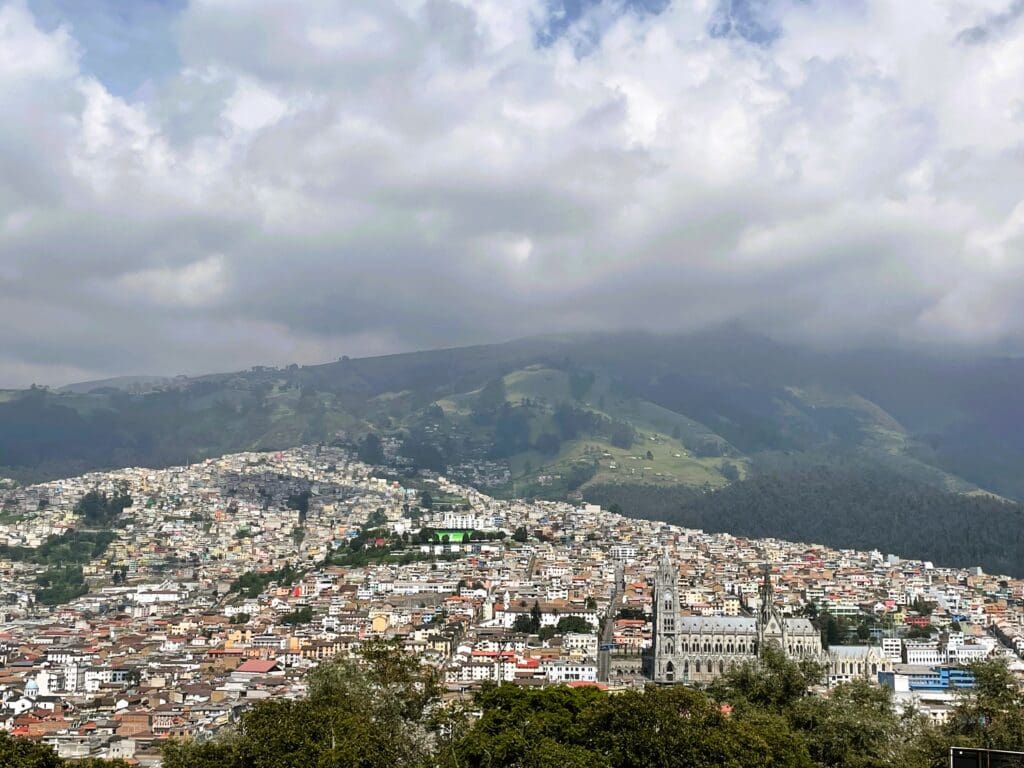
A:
4,329,1024,573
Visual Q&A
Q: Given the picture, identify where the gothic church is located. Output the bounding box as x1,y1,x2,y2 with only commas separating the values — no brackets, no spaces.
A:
651,554,824,684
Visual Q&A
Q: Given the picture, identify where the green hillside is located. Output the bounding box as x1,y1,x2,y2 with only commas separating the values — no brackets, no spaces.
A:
3,329,1024,512
587,465,1024,578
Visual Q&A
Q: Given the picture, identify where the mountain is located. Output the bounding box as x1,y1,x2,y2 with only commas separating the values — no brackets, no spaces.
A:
584,465,1024,577
3,329,1024,503
56,374,177,395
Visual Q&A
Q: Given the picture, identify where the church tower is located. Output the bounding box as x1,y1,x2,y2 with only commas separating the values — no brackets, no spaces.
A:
653,551,682,682
757,562,786,653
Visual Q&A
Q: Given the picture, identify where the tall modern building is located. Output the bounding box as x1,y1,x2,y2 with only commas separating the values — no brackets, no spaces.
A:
651,554,824,684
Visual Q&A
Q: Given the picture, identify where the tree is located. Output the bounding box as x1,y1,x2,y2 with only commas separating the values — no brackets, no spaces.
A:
819,612,844,648
287,490,311,523
589,685,813,768
710,645,823,712
358,433,386,465
74,489,133,526
512,614,535,634
34,565,89,605
556,616,594,634
609,423,635,449
491,406,531,457
0,732,132,767
452,684,608,768
280,606,311,626
535,432,562,455
531,600,543,633
946,658,1024,750
788,679,904,768
163,642,439,768
856,621,871,642
911,597,934,616
0,731,63,768
512,526,528,543
449,684,814,768
474,378,507,415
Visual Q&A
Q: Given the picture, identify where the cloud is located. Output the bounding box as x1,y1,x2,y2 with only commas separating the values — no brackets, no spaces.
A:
2,0,1024,387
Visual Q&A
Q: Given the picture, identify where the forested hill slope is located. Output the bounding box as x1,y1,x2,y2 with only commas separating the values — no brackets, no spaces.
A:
3,328,1024,511
589,467,1024,578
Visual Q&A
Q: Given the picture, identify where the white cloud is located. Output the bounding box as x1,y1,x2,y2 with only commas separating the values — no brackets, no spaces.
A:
112,254,227,308
3,0,1024,386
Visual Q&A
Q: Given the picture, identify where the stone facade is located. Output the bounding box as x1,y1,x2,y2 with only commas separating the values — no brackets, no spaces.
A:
651,555,824,684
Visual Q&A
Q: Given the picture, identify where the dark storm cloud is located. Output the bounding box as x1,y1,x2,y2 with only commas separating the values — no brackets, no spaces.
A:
2,0,1024,387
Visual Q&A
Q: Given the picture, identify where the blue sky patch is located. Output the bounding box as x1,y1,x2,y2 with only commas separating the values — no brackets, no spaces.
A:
27,0,186,97
535,0,671,50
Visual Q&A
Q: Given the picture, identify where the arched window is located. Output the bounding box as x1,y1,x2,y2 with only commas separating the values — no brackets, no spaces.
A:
665,661,675,682
695,660,701,674
871,663,878,675
719,660,725,675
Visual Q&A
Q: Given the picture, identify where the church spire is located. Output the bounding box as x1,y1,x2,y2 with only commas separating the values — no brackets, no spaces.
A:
759,562,773,624
757,561,782,654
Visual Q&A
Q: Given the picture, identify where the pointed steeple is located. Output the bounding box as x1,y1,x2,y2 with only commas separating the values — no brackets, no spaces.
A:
759,562,774,625
757,561,784,654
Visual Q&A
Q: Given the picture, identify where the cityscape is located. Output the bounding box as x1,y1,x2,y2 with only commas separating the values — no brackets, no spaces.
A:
2,446,1022,764
5,0,1024,765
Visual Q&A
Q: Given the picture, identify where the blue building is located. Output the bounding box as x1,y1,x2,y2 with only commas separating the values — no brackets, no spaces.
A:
879,664,975,692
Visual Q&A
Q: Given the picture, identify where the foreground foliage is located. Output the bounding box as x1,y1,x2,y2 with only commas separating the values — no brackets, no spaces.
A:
6,645,1024,768
158,646,1024,768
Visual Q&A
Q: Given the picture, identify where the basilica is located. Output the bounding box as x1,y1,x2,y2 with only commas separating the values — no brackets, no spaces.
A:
650,554,887,685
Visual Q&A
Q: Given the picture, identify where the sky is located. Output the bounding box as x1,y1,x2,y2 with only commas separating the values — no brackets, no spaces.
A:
2,0,1024,387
